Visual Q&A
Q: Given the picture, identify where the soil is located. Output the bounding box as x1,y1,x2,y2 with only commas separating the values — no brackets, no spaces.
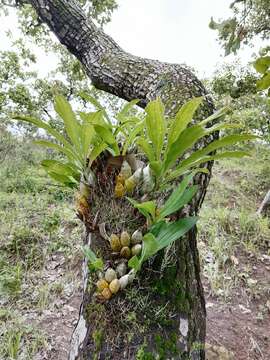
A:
205,252,270,360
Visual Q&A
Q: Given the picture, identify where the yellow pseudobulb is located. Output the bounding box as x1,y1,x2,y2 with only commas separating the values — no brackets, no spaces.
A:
114,182,125,198
116,173,125,185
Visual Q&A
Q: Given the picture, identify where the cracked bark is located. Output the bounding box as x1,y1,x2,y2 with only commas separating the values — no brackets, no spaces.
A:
25,1,216,358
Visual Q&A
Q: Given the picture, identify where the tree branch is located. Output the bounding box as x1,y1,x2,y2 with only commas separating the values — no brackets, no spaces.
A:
27,0,214,115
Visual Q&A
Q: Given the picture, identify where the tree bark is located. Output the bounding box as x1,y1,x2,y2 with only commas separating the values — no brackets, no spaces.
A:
25,1,216,358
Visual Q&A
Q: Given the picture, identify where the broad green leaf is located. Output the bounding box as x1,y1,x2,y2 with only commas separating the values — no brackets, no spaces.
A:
127,197,156,220
122,121,144,155
46,172,77,188
93,125,116,145
79,92,111,125
128,233,159,271
141,233,159,261
159,174,196,218
159,186,198,219
136,137,155,162
41,159,80,179
93,124,120,155
150,161,163,177
128,255,140,271
54,95,81,152
81,246,104,271
145,98,166,159
167,97,203,150
155,217,198,250
163,124,205,173
80,122,94,160
199,106,230,126
257,72,270,90
13,115,72,150
254,56,270,74
89,141,108,163
180,134,257,169
117,99,140,123
205,123,241,134
79,111,106,126
33,140,82,165
167,151,251,181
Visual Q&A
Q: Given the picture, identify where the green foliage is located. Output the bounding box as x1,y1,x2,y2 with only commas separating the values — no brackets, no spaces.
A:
253,48,270,94
210,0,270,55
13,95,141,188
82,246,104,271
208,63,270,142
136,97,255,186
128,174,200,271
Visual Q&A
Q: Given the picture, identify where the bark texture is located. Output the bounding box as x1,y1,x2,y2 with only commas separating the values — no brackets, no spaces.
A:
25,1,216,359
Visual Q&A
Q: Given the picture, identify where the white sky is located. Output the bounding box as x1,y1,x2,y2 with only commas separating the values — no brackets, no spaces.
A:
0,0,263,78
105,0,261,77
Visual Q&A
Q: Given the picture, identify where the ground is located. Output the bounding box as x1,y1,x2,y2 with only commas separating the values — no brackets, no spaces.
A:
0,137,269,359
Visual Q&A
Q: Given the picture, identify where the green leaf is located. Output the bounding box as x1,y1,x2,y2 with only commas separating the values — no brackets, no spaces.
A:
167,97,203,150
94,125,119,156
128,233,159,271
13,115,72,149
257,72,270,90
127,197,156,220
122,121,144,155
145,98,166,159
141,233,159,261
79,92,111,125
159,174,197,218
150,161,163,177
128,255,141,271
33,140,81,165
54,95,81,152
41,159,80,180
254,56,270,74
46,172,77,188
199,106,230,126
167,151,251,181
163,124,205,173
155,217,198,250
79,111,106,126
89,141,108,163
181,134,257,168
117,99,140,123
136,137,155,162
81,246,104,271
80,122,94,161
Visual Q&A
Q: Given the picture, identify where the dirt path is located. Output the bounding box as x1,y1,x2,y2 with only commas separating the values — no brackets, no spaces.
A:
205,253,270,360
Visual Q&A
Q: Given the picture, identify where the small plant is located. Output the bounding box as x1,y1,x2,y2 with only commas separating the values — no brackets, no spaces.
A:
14,94,256,301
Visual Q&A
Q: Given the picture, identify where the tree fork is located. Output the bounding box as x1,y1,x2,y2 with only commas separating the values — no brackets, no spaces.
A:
25,1,216,358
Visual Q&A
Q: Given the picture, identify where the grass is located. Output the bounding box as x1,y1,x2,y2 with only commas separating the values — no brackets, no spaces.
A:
198,144,270,299
0,135,82,358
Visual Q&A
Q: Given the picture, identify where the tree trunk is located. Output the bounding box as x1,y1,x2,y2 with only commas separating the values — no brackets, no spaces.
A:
26,1,216,358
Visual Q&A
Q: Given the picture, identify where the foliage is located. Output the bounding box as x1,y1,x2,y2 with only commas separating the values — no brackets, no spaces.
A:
137,97,255,186
253,47,270,94
208,62,270,142
14,94,257,283
82,246,104,271
209,0,270,55
210,1,270,96
0,0,118,27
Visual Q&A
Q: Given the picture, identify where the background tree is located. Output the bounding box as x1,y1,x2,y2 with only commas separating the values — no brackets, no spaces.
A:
210,0,270,214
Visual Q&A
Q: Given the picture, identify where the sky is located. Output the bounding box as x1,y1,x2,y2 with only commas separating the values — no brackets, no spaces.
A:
0,0,263,78
105,0,261,77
